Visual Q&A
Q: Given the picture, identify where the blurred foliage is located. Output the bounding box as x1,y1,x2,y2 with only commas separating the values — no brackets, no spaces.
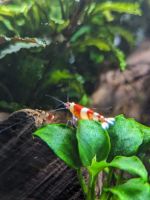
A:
0,0,143,111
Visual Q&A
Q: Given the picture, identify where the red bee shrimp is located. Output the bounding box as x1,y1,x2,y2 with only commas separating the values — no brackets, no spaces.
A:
48,96,115,130
65,102,115,129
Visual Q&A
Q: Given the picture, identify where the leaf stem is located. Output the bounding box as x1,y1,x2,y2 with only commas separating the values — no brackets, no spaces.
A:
99,168,113,200
87,172,97,200
77,168,88,197
58,0,66,19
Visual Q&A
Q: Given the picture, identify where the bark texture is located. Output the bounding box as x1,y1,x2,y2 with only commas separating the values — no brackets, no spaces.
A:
0,109,83,200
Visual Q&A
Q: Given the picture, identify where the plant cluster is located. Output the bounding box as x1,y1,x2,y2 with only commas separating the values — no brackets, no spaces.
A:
34,115,150,200
0,0,142,110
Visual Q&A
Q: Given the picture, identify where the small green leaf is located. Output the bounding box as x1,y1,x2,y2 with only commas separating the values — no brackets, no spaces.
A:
108,115,143,158
48,70,73,84
88,158,108,176
77,120,110,166
94,2,142,15
108,26,134,44
33,124,81,169
114,48,126,70
70,26,91,42
109,156,148,181
79,94,90,106
83,38,111,51
105,178,150,200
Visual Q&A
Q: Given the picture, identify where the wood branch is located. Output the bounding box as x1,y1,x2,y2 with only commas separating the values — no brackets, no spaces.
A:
63,0,87,37
0,109,83,200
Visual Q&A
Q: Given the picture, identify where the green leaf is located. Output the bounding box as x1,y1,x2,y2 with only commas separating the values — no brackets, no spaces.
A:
79,94,90,106
109,156,148,181
88,158,108,176
103,10,114,21
108,115,143,158
48,69,73,84
90,52,104,64
94,2,142,15
70,26,91,43
105,178,150,200
77,120,110,166
135,122,150,152
82,38,111,51
0,16,15,32
0,36,50,59
0,3,33,16
33,124,81,169
113,48,126,70
108,26,134,44
57,20,69,32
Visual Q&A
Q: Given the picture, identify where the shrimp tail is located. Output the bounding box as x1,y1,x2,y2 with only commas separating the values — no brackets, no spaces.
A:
101,117,115,130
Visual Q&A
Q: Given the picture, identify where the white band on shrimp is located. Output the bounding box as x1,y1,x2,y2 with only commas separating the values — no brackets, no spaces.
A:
93,112,99,121
80,107,89,119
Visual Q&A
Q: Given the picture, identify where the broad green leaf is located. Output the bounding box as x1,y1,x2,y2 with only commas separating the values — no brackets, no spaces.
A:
0,36,50,59
135,122,150,152
105,178,150,200
108,115,143,158
94,2,142,15
77,120,110,166
33,124,81,169
109,156,148,181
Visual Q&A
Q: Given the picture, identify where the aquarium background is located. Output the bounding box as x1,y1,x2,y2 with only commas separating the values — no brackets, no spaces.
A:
0,0,150,124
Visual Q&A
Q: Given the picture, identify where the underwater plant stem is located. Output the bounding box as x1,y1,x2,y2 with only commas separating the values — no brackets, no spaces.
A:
99,168,114,200
87,172,97,200
116,170,124,185
77,168,88,197
107,168,113,187
58,0,66,19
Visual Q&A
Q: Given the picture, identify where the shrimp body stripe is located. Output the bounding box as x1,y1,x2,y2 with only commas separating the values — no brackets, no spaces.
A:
93,112,99,121
72,103,84,119
69,103,106,121
80,107,90,119
67,102,115,129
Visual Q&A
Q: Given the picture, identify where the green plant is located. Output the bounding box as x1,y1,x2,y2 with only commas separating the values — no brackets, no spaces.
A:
33,115,150,200
0,0,142,110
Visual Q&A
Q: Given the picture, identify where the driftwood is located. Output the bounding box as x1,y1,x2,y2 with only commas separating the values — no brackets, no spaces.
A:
0,109,83,200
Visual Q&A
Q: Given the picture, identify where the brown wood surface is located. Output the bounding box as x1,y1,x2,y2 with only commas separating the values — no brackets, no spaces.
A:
0,109,83,200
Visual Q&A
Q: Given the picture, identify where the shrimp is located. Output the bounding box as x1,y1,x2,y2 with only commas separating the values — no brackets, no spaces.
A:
65,102,115,129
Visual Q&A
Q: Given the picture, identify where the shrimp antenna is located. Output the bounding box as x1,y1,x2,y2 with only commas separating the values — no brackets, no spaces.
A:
67,80,71,102
67,93,69,103
45,94,65,105
50,107,67,112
